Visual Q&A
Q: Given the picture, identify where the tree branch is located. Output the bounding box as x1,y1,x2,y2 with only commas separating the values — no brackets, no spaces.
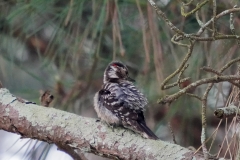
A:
159,75,240,104
0,88,204,159
214,103,240,119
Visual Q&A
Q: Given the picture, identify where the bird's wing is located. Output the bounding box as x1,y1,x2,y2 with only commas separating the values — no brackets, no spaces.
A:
99,82,158,139
119,81,148,110
100,82,147,111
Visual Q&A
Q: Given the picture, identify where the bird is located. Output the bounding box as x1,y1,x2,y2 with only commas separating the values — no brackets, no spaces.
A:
94,61,158,140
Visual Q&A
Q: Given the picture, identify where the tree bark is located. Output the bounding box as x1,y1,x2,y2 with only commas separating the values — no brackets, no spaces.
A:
0,88,203,160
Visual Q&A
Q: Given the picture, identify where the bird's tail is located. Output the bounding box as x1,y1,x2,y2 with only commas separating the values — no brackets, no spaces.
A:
122,113,159,140
125,120,159,140
138,121,159,140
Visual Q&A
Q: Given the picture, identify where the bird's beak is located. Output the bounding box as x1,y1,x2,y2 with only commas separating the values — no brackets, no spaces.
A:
127,76,135,82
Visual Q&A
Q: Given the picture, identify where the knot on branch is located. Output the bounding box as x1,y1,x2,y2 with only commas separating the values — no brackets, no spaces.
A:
214,104,240,119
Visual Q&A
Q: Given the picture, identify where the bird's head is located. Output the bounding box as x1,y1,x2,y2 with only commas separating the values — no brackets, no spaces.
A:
103,61,135,83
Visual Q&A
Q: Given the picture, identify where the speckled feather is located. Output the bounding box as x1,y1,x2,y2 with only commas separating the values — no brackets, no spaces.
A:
94,61,158,140
103,81,147,110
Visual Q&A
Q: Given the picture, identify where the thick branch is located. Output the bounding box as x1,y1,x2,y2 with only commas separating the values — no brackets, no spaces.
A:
214,104,240,119
0,88,204,159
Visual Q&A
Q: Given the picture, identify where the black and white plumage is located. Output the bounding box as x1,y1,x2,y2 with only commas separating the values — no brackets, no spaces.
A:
94,61,158,140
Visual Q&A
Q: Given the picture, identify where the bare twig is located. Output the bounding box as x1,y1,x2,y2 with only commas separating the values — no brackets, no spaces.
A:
201,66,221,75
201,83,213,159
181,0,194,6
181,0,209,18
190,35,240,41
136,0,150,63
161,42,194,89
159,75,240,104
177,64,189,88
212,0,217,37
201,66,240,88
163,77,191,90
220,57,240,73
171,35,189,47
64,0,74,26
196,7,240,36
168,122,177,144
147,0,185,36
186,93,202,101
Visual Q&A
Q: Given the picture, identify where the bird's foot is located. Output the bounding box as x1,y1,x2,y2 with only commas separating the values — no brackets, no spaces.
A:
109,123,117,132
95,118,101,122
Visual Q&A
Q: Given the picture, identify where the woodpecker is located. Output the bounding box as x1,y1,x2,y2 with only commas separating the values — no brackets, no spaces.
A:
94,61,158,140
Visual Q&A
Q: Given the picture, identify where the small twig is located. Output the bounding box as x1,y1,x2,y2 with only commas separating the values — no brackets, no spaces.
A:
112,0,117,60
161,41,194,89
115,1,125,57
194,120,222,155
201,66,240,88
168,122,177,144
196,7,240,36
189,35,240,41
201,66,221,75
181,0,194,6
195,10,205,28
181,0,209,17
238,64,240,102
136,0,150,63
212,0,217,37
220,57,240,73
159,75,240,104
163,77,191,90
230,6,236,34
208,120,222,154
216,118,236,158
64,0,74,26
196,10,225,36
229,5,240,45
171,35,189,47
186,93,202,101
147,0,185,36
223,132,236,159
177,64,189,88
201,83,213,159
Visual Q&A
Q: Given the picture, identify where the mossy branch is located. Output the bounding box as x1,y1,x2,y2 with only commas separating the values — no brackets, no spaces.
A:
0,88,205,160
